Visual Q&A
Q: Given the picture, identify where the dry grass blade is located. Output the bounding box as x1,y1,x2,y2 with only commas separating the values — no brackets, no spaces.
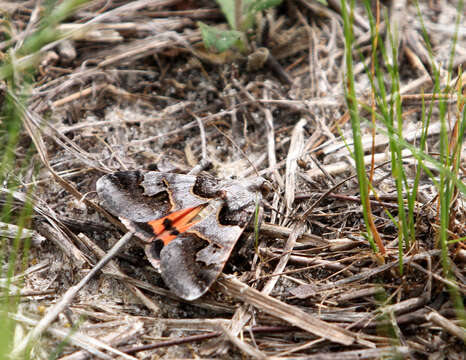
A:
1,188,88,267
97,32,200,68
77,233,161,314
221,324,268,359
261,222,305,294
426,311,466,342
210,210,308,354
13,94,124,231
285,118,306,216
218,275,359,346
0,220,45,245
258,223,329,247
60,322,144,360
288,346,411,360
10,231,135,357
291,250,441,299
11,313,141,360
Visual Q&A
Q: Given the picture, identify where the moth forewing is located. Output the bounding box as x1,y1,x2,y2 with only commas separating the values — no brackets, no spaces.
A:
97,170,268,300
96,171,170,223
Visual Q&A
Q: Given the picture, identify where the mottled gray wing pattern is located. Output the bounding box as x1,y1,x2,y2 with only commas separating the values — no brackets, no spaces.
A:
97,170,266,300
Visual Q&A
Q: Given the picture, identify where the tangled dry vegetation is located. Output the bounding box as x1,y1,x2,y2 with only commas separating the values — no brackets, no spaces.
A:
2,0,466,359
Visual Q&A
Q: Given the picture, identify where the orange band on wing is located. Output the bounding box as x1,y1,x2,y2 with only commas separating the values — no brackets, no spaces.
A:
148,205,204,245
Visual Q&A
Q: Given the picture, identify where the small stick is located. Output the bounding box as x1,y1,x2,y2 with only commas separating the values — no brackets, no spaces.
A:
426,311,466,342
52,83,106,108
123,332,221,354
120,326,297,354
221,325,267,359
78,233,160,314
285,119,307,215
11,231,135,358
218,275,358,346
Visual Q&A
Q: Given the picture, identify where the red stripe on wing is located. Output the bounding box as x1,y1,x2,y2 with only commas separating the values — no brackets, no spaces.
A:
147,205,204,245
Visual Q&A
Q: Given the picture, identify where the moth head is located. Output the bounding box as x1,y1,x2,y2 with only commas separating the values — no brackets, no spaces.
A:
258,178,273,197
243,177,273,200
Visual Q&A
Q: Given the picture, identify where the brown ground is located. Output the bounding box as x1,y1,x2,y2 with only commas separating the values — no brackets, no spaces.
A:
3,0,466,359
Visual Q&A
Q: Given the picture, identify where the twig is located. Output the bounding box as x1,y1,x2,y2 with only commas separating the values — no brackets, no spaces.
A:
11,313,119,360
285,119,307,216
409,262,464,294
291,250,441,299
298,346,411,359
222,325,267,359
426,311,466,342
10,231,135,358
77,233,160,314
218,275,359,346
120,325,298,354
122,332,221,354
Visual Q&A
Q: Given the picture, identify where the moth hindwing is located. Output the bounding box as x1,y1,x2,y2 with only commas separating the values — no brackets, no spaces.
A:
96,170,267,300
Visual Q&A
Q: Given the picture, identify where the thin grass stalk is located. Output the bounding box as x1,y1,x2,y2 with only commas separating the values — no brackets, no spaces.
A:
416,0,466,325
365,2,388,258
437,99,454,316
452,77,465,174
445,99,466,325
374,122,466,194
355,71,466,197
364,3,429,271
437,73,451,285
402,3,442,243
0,92,37,360
0,102,28,360
383,18,412,259
406,91,428,244
363,1,406,255
341,0,380,254
367,1,380,186
445,12,466,326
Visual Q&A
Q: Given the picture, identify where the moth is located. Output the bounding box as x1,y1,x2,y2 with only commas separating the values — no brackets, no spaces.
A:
96,171,268,300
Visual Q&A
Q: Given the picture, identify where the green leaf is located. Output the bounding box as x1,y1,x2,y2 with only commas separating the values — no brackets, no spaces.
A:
216,0,282,31
247,0,282,13
243,0,282,31
198,22,243,53
216,0,237,30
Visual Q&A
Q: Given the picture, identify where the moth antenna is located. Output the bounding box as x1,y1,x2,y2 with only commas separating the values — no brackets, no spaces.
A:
188,158,211,176
186,109,211,176
260,199,287,218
